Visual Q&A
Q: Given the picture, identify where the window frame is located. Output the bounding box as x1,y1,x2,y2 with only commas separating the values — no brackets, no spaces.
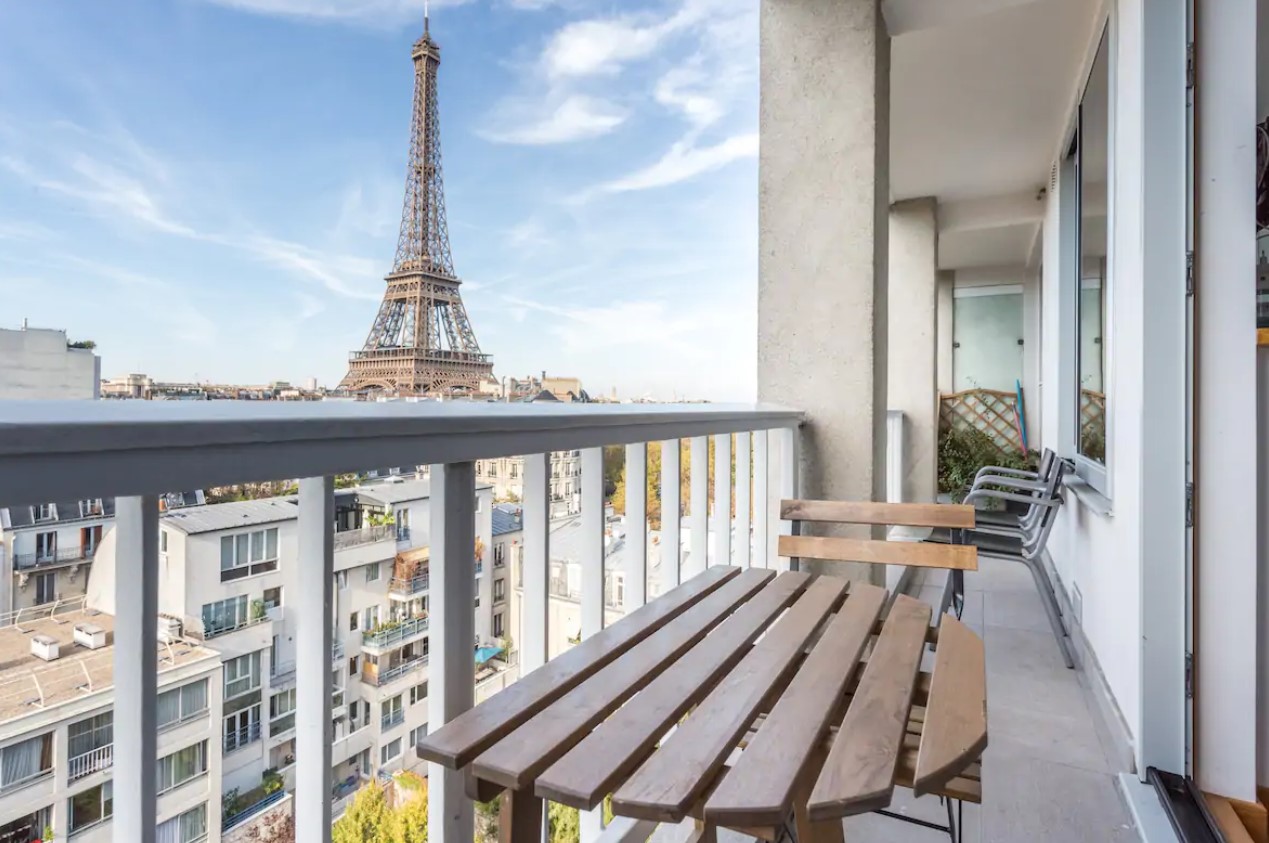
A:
157,680,209,731
68,780,113,834
156,740,208,794
219,527,280,582
1061,18,1115,499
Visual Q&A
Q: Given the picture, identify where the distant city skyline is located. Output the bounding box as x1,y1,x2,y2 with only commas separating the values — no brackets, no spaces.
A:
0,0,759,401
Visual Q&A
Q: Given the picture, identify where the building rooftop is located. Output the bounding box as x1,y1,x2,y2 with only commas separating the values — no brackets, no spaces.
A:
492,503,523,536
0,603,217,726
162,497,299,534
1,498,117,530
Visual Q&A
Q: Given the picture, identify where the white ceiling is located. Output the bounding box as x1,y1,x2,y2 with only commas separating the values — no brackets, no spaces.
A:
885,0,1102,270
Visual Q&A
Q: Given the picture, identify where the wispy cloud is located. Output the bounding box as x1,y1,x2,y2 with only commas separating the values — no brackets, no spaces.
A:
0,219,54,241
194,0,471,26
479,95,627,145
242,236,382,300
590,132,757,195
61,258,220,347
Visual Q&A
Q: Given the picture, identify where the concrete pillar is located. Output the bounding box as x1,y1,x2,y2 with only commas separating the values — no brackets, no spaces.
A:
758,0,890,517
296,477,334,843
936,272,954,394
887,198,939,503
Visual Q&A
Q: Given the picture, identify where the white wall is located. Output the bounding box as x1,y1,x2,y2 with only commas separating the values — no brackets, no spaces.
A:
1040,0,1146,763
0,327,99,400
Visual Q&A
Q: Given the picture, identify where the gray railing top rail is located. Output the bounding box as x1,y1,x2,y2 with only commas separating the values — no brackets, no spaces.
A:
0,401,802,507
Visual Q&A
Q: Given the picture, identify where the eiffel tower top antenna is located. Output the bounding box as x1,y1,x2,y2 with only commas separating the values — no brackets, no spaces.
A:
424,0,429,34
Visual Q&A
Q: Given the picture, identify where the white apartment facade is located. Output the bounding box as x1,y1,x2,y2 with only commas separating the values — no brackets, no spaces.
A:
476,451,581,518
0,603,223,843
0,325,99,402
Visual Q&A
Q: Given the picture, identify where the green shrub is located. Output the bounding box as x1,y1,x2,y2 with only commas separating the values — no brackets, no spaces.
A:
938,426,1036,498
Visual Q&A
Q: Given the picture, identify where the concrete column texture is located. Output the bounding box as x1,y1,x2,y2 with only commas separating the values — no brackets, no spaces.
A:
887,198,939,503
936,272,955,395
758,0,891,524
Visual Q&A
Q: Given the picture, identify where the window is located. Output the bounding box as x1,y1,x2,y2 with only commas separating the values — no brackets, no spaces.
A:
381,695,404,729
493,612,504,639
156,741,207,793
348,656,358,677
1073,29,1110,479
33,504,54,522
409,724,428,749
219,527,279,582
157,680,209,730
605,572,625,609
336,570,348,590
0,733,53,791
409,682,427,705
493,579,506,602
349,611,359,631
348,700,359,724
201,595,250,637
395,509,410,541
156,803,207,843
35,572,55,606
223,706,260,753
159,529,169,556
224,652,261,699
69,781,113,833
35,531,56,561
68,712,112,771
79,499,104,518
494,542,505,567
270,689,296,720
362,606,380,631
380,738,402,765
263,587,282,610
365,562,381,583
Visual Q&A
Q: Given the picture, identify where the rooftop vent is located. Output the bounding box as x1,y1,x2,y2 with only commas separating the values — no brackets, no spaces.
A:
74,623,107,650
30,634,60,661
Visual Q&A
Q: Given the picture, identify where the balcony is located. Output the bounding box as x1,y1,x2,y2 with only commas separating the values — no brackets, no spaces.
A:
13,545,96,571
67,744,113,782
223,788,288,832
388,572,429,598
360,616,429,652
333,523,395,551
380,708,405,731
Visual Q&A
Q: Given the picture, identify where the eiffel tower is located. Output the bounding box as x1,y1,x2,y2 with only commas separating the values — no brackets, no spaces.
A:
340,12,493,396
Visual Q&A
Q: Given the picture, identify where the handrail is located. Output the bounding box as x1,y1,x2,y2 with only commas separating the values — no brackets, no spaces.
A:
333,524,396,550
223,788,288,831
388,573,430,595
68,743,113,781
14,546,97,569
362,616,429,648
0,402,803,507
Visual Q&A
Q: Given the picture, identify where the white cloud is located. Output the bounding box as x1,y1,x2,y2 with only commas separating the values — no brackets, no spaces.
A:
480,95,627,145
243,236,382,301
195,0,471,26
544,15,683,79
592,132,757,194
654,66,724,128
0,220,54,241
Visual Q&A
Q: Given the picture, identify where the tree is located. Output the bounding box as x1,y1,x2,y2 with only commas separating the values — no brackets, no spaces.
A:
392,792,428,843
474,797,501,843
332,781,393,843
245,812,295,843
547,802,580,843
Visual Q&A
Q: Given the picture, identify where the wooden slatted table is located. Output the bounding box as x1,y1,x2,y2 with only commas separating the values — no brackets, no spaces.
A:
417,564,987,843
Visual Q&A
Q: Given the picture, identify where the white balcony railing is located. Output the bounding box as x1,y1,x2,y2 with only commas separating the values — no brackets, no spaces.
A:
68,744,113,782
0,401,801,842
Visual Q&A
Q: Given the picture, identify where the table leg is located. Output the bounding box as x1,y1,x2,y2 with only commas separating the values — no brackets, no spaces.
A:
793,751,846,843
499,788,543,843
688,820,718,843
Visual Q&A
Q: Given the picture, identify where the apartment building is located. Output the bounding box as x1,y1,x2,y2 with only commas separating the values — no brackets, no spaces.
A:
0,324,100,401
0,601,223,843
475,451,581,517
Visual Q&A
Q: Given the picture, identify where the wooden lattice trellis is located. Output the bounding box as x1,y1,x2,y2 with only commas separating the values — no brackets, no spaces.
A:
939,389,1025,459
1079,389,1106,458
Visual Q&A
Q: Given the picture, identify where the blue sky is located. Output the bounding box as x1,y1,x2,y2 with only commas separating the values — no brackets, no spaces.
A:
0,0,759,400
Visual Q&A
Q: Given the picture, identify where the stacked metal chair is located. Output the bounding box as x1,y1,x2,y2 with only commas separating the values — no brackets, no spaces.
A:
930,449,1076,668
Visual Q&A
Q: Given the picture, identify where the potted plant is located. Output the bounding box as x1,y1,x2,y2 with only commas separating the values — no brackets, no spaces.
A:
250,599,266,621
262,769,284,795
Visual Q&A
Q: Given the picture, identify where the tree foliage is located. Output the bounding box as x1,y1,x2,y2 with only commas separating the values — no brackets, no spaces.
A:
332,781,394,843
547,802,580,843
610,438,746,530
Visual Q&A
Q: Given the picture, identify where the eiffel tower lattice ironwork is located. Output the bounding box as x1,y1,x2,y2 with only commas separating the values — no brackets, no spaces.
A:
339,15,492,396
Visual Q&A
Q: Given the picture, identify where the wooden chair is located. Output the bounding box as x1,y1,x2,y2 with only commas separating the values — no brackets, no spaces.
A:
777,499,984,843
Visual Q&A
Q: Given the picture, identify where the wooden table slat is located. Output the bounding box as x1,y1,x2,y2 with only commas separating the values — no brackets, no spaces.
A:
702,582,888,828
913,614,988,797
416,565,739,769
471,567,776,790
610,575,853,822
807,593,932,821
781,499,976,529
535,570,817,809
779,535,978,571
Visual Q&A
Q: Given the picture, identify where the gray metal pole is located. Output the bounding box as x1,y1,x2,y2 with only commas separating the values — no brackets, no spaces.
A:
296,476,334,843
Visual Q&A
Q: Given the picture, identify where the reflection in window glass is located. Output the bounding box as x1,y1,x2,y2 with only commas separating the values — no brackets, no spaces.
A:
1077,31,1109,463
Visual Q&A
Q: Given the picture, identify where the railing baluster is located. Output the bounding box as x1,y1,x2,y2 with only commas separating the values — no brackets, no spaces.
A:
688,436,709,576
735,432,751,569
114,495,158,843
580,447,606,843
580,448,605,638
660,440,681,589
754,430,769,568
427,463,476,843
713,434,732,566
625,443,648,608
297,476,334,843
778,426,801,572
522,453,550,672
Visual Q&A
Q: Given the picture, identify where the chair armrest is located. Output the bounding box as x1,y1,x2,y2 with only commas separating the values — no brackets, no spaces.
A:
971,475,1048,493
972,465,1039,483
964,489,1060,509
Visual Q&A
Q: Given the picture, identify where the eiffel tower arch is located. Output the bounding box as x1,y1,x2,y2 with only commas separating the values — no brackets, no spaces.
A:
339,17,493,397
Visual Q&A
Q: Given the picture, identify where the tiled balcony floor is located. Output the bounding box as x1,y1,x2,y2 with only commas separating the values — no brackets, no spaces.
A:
657,558,1141,843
